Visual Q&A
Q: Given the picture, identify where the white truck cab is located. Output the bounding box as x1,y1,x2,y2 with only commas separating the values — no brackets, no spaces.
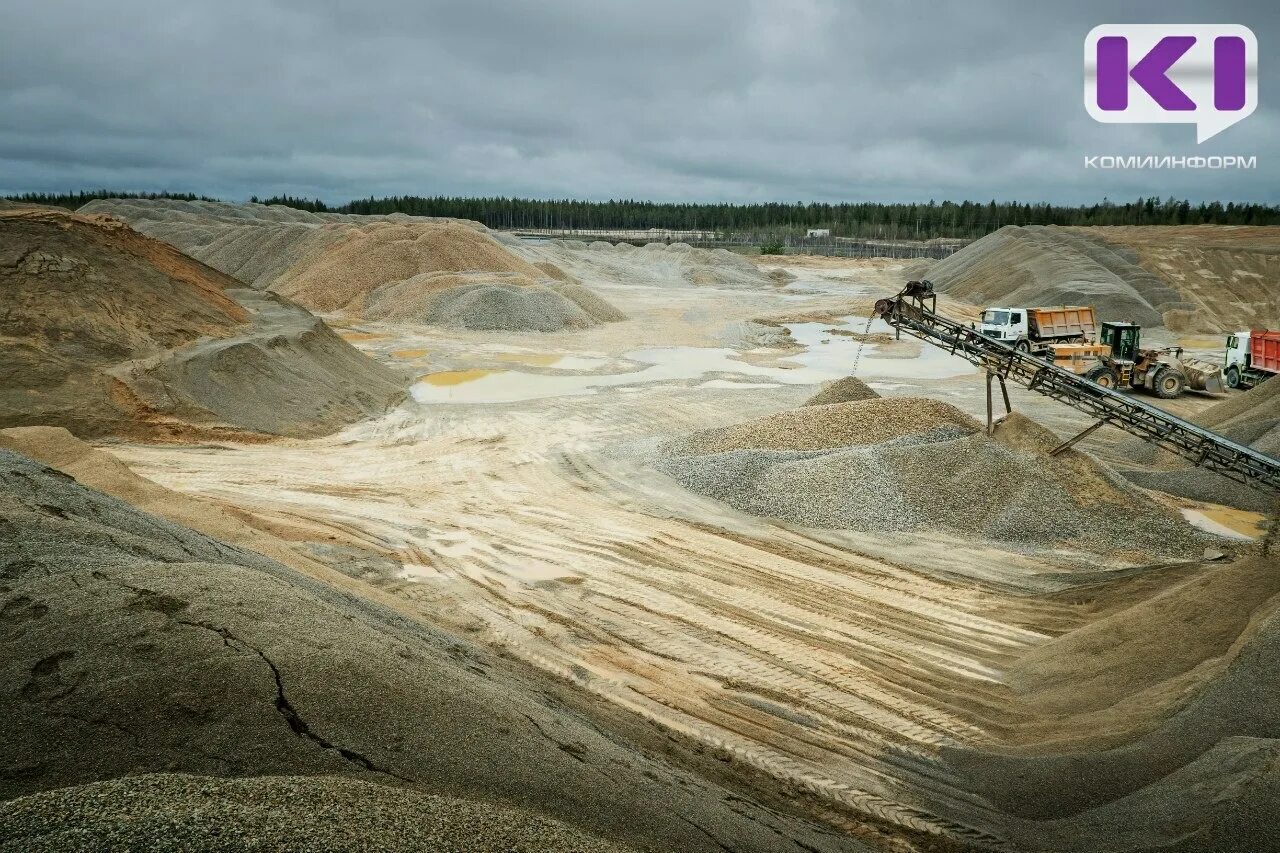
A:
979,307,1026,342
1224,331,1251,373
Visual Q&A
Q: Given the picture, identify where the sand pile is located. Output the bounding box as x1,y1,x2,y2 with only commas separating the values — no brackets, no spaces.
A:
362,271,626,331
271,220,548,312
0,449,845,853
513,238,776,289
656,402,1211,556
802,376,879,406
1118,377,1280,511
939,552,1280,852
0,774,632,853
0,208,403,440
1070,225,1280,332
928,225,1189,327
82,199,624,332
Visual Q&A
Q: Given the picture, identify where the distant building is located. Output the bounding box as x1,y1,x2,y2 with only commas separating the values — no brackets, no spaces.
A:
806,228,831,238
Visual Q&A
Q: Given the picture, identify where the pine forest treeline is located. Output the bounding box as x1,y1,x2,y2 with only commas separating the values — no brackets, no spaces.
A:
8,190,1279,240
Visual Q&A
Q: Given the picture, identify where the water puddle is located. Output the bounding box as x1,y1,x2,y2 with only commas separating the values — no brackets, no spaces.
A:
392,347,430,359
421,369,493,386
411,316,976,404
1180,506,1267,541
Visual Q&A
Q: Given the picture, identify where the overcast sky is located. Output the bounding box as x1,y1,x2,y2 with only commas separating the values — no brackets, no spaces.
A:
1,1,1275,205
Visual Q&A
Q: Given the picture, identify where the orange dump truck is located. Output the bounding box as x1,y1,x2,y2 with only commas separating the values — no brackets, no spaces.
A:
979,305,1098,355
1224,329,1280,389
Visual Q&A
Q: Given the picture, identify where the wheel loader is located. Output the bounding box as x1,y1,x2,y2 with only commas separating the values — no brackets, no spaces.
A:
1083,321,1225,399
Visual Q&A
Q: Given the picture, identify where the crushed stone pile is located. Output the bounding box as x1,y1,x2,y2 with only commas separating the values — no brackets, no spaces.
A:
939,552,1280,853
927,225,1189,328
0,450,846,853
1118,376,1280,511
656,402,1212,557
0,774,632,853
80,198,624,333
362,271,626,331
510,238,777,289
803,376,880,406
0,208,402,440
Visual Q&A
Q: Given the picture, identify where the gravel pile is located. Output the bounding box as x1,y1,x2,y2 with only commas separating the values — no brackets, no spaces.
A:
363,272,625,331
512,239,775,289
663,398,979,455
0,773,633,853
656,404,1211,556
927,225,1188,327
1118,378,1279,511
802,376,880,406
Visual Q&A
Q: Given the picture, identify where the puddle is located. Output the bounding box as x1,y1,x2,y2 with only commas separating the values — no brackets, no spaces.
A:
420,369,493,386
1180,506,1267,541
392,348,430,359
412,316,976,404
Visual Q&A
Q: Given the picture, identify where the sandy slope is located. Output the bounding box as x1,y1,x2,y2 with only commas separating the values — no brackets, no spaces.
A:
0,449,853,853
0,207,404,440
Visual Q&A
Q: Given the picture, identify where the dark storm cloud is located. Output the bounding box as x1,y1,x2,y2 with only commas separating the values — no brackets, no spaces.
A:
0,0,1275,203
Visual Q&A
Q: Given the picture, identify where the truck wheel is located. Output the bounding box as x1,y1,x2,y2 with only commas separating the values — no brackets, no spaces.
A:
1153,368,1186,399
1086,365,1118,389
1225,365,1241,389
1015,339,1031,353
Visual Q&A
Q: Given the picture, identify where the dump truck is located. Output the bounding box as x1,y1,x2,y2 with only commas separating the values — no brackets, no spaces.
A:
1084,321,1225,398
1224,329,1280,389
979,305,1097,356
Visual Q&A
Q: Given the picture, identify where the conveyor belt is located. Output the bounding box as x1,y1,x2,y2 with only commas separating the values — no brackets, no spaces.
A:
874,289,1280,495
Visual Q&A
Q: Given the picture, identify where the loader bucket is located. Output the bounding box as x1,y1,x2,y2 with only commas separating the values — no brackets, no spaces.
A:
1181,357,1225,394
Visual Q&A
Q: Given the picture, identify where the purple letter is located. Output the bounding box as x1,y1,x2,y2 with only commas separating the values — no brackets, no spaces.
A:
1215,36,1246,110
1130,36,1197,111
1097,36,1129,110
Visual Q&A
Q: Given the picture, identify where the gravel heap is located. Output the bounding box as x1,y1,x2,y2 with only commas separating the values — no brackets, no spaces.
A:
656,402,1212,557
802,376,880,406
512,239,776,289
939,552,1280,852
663,398,978,454
0,774,632,853
1118,377,1280,511
363,272,625,332
927,225,1189,327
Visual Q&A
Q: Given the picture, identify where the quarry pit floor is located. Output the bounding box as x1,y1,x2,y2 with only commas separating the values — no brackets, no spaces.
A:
103,258,1263,842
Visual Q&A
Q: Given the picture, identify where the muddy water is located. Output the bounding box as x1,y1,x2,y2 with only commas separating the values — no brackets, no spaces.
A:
412,316,975,404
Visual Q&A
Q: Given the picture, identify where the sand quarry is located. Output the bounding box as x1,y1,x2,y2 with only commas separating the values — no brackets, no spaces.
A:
2,201,1280,853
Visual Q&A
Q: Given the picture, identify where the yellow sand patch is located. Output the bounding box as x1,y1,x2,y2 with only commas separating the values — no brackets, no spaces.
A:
392,348,430,359
420,369,492,386
1194,505,1269,539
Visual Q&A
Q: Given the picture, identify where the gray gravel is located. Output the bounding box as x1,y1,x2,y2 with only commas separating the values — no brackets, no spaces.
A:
656,403,1214,558
0,773,632,853
802,376,879,406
